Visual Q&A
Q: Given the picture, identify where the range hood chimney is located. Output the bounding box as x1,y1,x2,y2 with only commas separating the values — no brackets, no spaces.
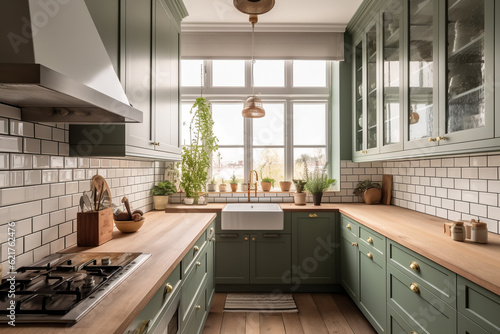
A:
0,0,142,123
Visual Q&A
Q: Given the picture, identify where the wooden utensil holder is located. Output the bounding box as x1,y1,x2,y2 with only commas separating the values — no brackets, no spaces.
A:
77,208,113,246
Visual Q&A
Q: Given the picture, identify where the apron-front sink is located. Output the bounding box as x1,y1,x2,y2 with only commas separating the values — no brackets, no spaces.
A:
221,203,284,230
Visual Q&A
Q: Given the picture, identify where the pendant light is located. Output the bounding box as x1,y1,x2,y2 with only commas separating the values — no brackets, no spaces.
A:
241,14,265,118
233,0,275,15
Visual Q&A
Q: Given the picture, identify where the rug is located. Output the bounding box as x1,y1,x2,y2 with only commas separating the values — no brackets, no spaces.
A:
223,293,298,313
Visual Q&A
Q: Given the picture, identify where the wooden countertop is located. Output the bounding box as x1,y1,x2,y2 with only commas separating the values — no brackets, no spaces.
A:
165,203,500,295
1,211,216,334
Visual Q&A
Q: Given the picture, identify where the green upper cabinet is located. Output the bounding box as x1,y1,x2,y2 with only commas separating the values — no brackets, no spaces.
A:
353,37,365,158
365,21,380,155
70,0,187,160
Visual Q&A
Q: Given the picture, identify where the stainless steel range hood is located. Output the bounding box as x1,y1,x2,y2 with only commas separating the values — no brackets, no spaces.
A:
0,0,142,123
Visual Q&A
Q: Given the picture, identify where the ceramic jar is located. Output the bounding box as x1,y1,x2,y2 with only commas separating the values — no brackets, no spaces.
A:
451,222,466,242
471,220,488,244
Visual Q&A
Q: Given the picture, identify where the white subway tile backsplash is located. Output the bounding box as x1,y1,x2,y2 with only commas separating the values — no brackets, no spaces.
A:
52,128,65,142
59,170,72,182
24,170,41,185
470,156,487,167
42,226,58,244
41,141,58,155
24,138,41,154
479,192,497,206
0,171,8,188
470,203,487,217
50,210,66,226
0,200,41,225
487,155,500,166
35,124,52,140
59,143,69,156
10,120,34,137
33,214,50,232
10,153,32,169
33,155,50,169
462,168,478,179
42,170,58,184
479,167,498,180
454,179,469,190
50,183,65,197
42,198,58,214
0,185,49,206
462,191,478,203
24,232,42,252
51,156,64,168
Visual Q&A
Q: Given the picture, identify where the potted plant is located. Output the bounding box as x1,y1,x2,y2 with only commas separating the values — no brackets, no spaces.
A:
230,174,238,192
260,177,275,192
304,163,336,206
180,97,219,204
151,180,177,210
279,179,292,192
353,179,382,204
240,181,248,192
219,179,227,192
207,177,216,192
292,179,307,205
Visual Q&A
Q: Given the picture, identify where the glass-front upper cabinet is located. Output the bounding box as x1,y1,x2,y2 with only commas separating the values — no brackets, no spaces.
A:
354,38,365,156
406,0,439,149
366,22,379,154
440,0,494,144
381,0,403,153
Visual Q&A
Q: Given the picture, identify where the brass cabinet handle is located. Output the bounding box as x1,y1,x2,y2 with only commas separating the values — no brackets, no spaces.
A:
151,142,160,146
346,224,351,230
361,150,367,154
437,136,445,141
196,261,201,267
194,245,200,252
196,305,201,310
309,213,318,218
411,331,418,334
428,137,437,142
367,252,373,259
164,283,173,295
367,237,373,244
351,242,358,247
210,227,214,232
410,283,420,293
252,237,256,241
409,261,420,272
244,236,249,241
138,320,150,334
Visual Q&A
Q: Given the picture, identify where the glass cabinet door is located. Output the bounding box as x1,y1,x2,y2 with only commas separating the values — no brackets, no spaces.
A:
381,0,403,152
441,0,494,143
406,0,438,148
366,23,378,152
354,39,364,156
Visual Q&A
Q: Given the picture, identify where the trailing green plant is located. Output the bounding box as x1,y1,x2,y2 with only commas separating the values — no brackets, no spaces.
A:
292,179,307,193
261,177,275,187
303,162,336,194
152,180,177,196
230,174,238,185
353,179,381,197
180,97,219,198
209,177,215,184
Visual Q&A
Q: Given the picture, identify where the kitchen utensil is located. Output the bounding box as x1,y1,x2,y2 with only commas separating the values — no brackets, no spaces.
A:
80,196,85,213
122,197,133,220
83,191,93,211
91,175,112,211
381,174,393,205
101,189,111,210
115,218,145,233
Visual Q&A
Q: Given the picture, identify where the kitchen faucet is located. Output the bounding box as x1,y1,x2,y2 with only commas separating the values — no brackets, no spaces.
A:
248,170,259,202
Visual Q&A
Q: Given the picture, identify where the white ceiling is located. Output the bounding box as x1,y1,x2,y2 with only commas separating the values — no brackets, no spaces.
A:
181,0,363,32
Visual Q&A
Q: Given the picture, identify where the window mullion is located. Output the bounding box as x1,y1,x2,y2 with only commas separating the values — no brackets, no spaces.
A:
245,117,252,183
285,99,293,180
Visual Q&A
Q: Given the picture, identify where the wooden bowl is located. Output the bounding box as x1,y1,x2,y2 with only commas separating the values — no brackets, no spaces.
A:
115,218,145,233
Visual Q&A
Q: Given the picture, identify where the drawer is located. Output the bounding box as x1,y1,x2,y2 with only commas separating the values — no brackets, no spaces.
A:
182,282,207,334
359,242,385,269
458,276,500,334
359,225,385,255
388,304,424,334
182,229,207,278
458,312,491,334
388,264,456,334
181,248,207,323
341,214,359,239
388,241,456,306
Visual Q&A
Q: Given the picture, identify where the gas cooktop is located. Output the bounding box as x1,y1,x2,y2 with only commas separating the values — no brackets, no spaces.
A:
0,252,150,324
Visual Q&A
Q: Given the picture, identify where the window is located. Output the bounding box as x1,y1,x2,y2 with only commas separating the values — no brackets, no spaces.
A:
181,60,332,189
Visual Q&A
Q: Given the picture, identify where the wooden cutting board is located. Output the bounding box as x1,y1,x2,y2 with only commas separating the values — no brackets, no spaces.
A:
381,174,393,205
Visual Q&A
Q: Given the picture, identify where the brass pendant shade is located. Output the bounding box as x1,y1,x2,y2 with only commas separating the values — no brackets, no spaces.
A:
242,96,265,118
233,0,275,15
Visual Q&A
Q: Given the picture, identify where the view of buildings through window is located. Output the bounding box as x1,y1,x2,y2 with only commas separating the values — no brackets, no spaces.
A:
181,60,331,189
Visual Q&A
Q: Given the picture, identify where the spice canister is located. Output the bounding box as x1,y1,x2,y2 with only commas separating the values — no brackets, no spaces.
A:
471,221,488,243
451,222,466,241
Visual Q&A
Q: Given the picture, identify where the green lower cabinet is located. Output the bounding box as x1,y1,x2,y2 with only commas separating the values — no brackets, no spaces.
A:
206,223,215,308
340,229,359,301
291,212,337,284
249,233,291,284
458,312,491,334
358,242,386,333
387,304,422,334
215,233,250,284
181,281,208,334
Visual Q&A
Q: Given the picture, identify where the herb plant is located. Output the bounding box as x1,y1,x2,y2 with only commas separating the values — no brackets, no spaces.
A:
303,162,336,194
230,174,238,184
292,179,307,193
152,180,177,196
353,179,381,197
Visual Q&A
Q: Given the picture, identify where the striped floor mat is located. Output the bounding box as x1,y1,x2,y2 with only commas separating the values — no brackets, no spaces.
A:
223,293,298,313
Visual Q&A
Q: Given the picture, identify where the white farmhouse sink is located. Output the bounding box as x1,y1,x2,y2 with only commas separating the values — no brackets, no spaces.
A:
221,203,284,230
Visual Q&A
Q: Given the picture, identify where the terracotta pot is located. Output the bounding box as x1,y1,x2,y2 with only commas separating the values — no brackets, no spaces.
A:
279,181,292,192
261,181,272,192
294,192,307,206
219,184,227,192
312,193,323,206
362,188,381,205
153,195,169,210
230,183,238,192
207,184,216,192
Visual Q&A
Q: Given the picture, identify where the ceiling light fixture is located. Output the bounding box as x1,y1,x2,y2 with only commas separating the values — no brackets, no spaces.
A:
236,1,275,118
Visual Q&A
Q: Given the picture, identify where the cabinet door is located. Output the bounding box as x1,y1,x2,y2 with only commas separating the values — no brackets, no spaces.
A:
381,0,404,153
458,313,491,334
249,233,291,284
214,233,249,284
291,213,337,284
353,37,366,158
358,243,386,333
340,230,359,302
405,0,439,150
439,0,494,144
124,0,153,150
365,21,380,155
206,226,215,308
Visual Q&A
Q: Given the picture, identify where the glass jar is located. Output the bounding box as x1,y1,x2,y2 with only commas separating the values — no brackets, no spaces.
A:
471,220,488,244
451,222,466,242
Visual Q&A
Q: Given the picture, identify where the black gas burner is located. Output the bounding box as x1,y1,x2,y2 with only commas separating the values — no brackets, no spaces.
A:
0,252,150,324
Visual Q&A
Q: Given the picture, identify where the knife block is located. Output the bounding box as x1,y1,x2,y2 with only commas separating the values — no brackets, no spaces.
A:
77,208,113,246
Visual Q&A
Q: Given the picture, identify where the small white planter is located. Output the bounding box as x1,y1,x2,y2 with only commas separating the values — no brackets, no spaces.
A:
207,184,216,192
153,196,169,210
184,197,194,205
240,183,248,192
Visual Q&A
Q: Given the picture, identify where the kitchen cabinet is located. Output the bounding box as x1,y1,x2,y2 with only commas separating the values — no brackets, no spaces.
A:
70,0,186,160
340,215,360,301
291,212,337,285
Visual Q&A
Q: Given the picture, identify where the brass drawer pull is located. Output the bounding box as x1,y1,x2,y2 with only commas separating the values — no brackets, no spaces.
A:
309,213,318,218
346,224,351,230
410,283,420,293
409,261,420,272
196,305,201,310
411,331,418,334
196,261,201,267
164,283,173,295
194,246,200,252
367,252,373,259
252,237,256,241
367,237,373,244
138,320,150,334
244,236,249,241
351,242,358,247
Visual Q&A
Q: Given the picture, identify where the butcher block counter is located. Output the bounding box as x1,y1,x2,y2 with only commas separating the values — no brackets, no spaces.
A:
0,211,216,334
166,203,500,295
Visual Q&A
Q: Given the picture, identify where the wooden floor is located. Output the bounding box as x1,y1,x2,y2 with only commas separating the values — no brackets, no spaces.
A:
202,293,377,334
